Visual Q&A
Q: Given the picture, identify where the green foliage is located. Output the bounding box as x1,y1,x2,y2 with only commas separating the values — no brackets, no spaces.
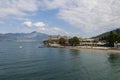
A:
59,38,66,45
115,29,120,34
69,38,73,45
106,31,120,47
69,36,80,46
106,31,115,47
98,30,120,47
95,28,120,47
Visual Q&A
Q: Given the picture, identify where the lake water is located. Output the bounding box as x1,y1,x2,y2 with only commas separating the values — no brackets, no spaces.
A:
0,41,120,80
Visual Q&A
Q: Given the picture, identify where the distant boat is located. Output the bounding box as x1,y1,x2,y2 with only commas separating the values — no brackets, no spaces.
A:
38,46,45,48
19,46,22,48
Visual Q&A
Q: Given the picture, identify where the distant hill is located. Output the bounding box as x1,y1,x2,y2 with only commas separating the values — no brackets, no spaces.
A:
0,31,49,41
92,28,120,39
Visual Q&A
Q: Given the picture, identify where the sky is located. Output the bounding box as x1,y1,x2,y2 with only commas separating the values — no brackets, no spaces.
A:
0,0,120,38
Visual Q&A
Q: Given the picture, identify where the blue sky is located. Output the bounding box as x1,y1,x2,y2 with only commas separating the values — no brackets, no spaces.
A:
0,0,120,38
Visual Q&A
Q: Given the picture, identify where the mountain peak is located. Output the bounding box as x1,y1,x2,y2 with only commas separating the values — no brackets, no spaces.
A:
0,31,49,41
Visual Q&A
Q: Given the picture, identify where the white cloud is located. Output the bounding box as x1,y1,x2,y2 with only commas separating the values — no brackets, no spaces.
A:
0,0,39,17
15,17,30,21
36,27,70,36
41,0,120,37
33,22,46,27
23,21,46,27
23,21,70,36
1,0,120,37
23,21,32,27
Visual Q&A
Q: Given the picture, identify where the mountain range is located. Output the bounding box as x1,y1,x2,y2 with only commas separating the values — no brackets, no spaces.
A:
1,28,120,41
0,31,49,41
93,28,120,38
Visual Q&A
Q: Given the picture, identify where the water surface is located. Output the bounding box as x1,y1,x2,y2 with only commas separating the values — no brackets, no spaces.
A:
0,41,120,80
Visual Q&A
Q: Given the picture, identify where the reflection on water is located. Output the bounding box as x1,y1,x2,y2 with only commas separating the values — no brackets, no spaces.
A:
107,53,120,80
108,53,120,62
69,49,80,56
0,41,120,80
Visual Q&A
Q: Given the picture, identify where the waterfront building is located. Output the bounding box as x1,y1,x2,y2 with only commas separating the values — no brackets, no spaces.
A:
114,43,120,49
48,35,67,41
43,35,68,46
79,38,105,47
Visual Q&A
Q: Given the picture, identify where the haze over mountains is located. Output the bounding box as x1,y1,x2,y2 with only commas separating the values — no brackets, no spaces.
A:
0,31,49,41
0,27,120,41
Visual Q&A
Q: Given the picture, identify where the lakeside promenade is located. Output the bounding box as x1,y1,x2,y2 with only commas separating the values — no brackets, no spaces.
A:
49,45,120,53
66,46,120,53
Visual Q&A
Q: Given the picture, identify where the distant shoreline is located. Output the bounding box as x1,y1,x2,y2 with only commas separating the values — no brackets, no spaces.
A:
56,46,120,53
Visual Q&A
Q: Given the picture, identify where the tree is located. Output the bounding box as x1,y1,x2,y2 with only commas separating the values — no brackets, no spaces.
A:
106,31,116,47
59,38,66,45
115,29,120,34
69,36,80,46
72,37,80,46
69,38,73,46
117,34,120,42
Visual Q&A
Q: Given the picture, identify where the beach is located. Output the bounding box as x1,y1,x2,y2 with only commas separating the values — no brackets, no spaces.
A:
63,46,120,53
